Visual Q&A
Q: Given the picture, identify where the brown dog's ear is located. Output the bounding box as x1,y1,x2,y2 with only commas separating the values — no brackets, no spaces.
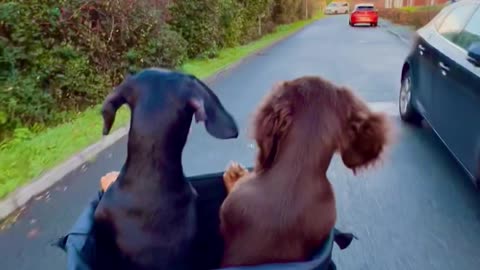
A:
253,86,293,172
101,79,132,135
340,109,391,173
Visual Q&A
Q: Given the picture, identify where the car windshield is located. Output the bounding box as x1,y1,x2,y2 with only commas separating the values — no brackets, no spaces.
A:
356,6,375,11
328,3,338,7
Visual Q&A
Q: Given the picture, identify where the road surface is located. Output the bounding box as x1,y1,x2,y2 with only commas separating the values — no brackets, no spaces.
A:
1,15,480,270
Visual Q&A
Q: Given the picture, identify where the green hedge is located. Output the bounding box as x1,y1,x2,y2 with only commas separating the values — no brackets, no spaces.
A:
0,0,187,141
379,5,444,29
0,0,320,142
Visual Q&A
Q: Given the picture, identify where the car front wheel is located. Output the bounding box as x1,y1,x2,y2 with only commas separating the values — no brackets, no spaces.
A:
399,69,423,125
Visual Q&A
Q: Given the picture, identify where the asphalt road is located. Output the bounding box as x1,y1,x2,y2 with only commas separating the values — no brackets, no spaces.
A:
1,15,480,270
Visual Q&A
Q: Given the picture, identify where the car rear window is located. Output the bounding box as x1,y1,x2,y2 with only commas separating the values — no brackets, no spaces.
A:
356,6,375,11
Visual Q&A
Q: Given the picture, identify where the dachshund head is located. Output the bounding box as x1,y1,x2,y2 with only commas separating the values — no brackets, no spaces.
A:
101,68,238,140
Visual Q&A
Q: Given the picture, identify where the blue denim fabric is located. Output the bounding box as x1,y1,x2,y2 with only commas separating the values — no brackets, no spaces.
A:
56,190,354,270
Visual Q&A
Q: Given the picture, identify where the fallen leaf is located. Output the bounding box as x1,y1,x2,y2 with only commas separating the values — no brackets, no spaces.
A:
27,228,39,239
0,211,23,231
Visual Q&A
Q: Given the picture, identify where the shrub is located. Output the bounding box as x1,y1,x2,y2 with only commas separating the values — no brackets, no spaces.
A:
271,0,318,24
169,0,222,58
59,0,187,83
238,0,275,43
0,0,103,137
218,0,245,47
169,0,319,58
0,0,186,139
379,6,443,29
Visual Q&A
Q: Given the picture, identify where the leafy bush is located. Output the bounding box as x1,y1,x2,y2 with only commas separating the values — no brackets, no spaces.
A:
218,0,249,47
0,0,103,136
58,0,187,83
0,0,186,140
379,6,444,29
169,0,223,58
271,0,318,24
237,0,275,43
169,0,319,57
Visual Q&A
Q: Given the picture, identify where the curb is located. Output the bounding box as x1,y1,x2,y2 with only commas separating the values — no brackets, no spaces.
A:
386,28,410,45
379,19,413,46
0,125,129,220
0,19,316,220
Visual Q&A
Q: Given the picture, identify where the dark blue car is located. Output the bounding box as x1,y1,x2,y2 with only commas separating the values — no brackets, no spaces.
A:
398,0,480,186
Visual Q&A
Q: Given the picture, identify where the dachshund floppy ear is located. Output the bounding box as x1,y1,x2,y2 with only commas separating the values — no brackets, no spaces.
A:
189,77,238,139
101,77,132,135
253,83,293,172
340,106,392,173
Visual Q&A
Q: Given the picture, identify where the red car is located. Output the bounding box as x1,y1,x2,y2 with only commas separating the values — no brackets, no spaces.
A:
349,3,379,27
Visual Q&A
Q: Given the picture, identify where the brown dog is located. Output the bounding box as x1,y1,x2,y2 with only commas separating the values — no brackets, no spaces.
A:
220,76,393,267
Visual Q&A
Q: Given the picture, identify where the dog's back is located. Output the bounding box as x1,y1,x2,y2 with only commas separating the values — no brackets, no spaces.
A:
220,171,336,266
95,177,197,270
220,77,392,267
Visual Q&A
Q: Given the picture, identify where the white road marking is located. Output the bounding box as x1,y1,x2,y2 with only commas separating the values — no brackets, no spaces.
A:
367,101,399,117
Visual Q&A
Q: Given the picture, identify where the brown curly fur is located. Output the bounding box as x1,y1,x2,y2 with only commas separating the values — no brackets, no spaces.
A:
220,76,393,267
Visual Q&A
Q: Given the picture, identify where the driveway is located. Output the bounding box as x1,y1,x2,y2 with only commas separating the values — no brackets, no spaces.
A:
1,15,479,270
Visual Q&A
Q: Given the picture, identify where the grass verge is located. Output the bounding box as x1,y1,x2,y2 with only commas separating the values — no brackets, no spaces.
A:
0,14,323,199
399,5,445,13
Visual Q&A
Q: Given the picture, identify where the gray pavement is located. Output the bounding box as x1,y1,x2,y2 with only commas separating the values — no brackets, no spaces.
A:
1,15,480,270
379,18,416,45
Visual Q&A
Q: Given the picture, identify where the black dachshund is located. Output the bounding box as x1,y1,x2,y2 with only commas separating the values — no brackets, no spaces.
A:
92,68,239,270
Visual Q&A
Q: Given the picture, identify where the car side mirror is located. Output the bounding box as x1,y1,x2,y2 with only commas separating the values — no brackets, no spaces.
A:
467,42,480,67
